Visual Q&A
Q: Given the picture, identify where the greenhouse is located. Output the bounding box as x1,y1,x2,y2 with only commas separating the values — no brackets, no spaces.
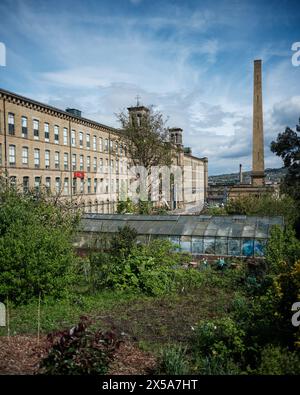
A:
77,214,284,258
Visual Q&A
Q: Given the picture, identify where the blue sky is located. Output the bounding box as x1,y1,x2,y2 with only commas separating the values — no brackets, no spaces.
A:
0,0,299,175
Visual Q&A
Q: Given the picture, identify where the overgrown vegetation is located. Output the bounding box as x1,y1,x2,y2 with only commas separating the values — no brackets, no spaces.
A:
0,182,79,304
40,316,121,375
1,178,299,375
205,194,299,227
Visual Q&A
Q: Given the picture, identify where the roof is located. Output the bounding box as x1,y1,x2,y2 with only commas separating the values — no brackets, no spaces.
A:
0,87,119,134
80,214,284,238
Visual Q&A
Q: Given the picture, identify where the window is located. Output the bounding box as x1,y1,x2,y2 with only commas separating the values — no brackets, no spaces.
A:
33,119,39,140
93,157,97,172
54,151,60,169
93,135,97,151
86,133,90,149
21,116,28,138
110,139,113,152
72,154,76,171
45,150,50,169
9,145,16,165
94,178,97,193
23,177,29,193
55,177,61,193
116,178,119,193
22,147,29,165
105,179,109,193
99,137,103,152
120,160,123,174
71,130,76,146
115,141,118,155
45,177,51,192
64,152,69,170
8,113,15,135
110,159,114,173
54,125,59,144
10,176,16,188
80,178,84,193
44,123,50,142
111,179,114,193
63,128,68,145
105,159,108,173
105,139,108,152
72,178,77,195
116,159,119,174
99,158,103,173
34,177,41,192
80,155,84,171
120,144,123,157
79,131,83,147
87,156,90,172
64,178,69,195
34,149,40,168
87,178,91,193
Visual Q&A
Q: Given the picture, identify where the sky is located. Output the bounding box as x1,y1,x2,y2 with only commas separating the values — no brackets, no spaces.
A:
0,0,299,175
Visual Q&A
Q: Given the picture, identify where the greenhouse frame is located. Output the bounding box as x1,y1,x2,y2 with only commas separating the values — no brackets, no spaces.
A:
77,214,284,258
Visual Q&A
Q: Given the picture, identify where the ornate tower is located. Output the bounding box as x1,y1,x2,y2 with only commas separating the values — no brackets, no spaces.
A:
127,95,150,126
169,127,183,147
251,59,265,186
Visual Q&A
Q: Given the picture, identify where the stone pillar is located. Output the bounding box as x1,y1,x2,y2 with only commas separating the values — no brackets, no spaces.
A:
239,163,243,184
203,157,208,201
251,59,265,186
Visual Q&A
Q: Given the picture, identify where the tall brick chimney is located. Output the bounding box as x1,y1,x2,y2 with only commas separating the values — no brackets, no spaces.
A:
251,59,265,186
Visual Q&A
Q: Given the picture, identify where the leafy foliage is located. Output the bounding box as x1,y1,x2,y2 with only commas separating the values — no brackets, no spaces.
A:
157,344,189,375
225,194,298,227
40,316,120,374
270,120,300,202
116,107,174,170
0,183,79,304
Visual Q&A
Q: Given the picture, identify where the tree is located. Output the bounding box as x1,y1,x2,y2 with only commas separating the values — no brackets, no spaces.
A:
270,119,300,201
116,107,175,203
117,107,174,169
0,180,79,304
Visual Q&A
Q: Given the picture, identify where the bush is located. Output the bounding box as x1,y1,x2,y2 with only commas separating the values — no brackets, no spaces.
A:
157,344,189,375
256,345,300,375
192,317,246,361
225,194,298,227
194,355,242,375
40,316,120,375
0,185,78,304
110,225,138,258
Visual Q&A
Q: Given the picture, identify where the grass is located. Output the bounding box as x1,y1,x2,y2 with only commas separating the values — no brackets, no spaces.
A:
0,290,143,336
0,275,234,350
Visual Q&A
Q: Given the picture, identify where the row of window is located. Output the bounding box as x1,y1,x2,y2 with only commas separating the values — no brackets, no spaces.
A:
8,175,128,195
6,144,128,173
6,113,125,154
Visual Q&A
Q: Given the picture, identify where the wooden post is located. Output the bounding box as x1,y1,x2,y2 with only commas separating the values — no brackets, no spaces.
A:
6,296,10,342
37,292,41,345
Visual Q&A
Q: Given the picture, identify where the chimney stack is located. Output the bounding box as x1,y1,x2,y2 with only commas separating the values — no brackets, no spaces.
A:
239,164,243,184
251,59,265,186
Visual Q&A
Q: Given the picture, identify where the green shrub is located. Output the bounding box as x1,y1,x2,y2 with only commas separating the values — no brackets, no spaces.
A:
194,355,242,375
0,185,78,304
110,225,138,258
225,194,298,227
193,317,246,360
40,316,119,375
256,345,300,375
157,344,189,375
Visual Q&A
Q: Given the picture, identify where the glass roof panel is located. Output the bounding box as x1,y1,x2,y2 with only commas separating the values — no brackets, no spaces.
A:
81,214,284,239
